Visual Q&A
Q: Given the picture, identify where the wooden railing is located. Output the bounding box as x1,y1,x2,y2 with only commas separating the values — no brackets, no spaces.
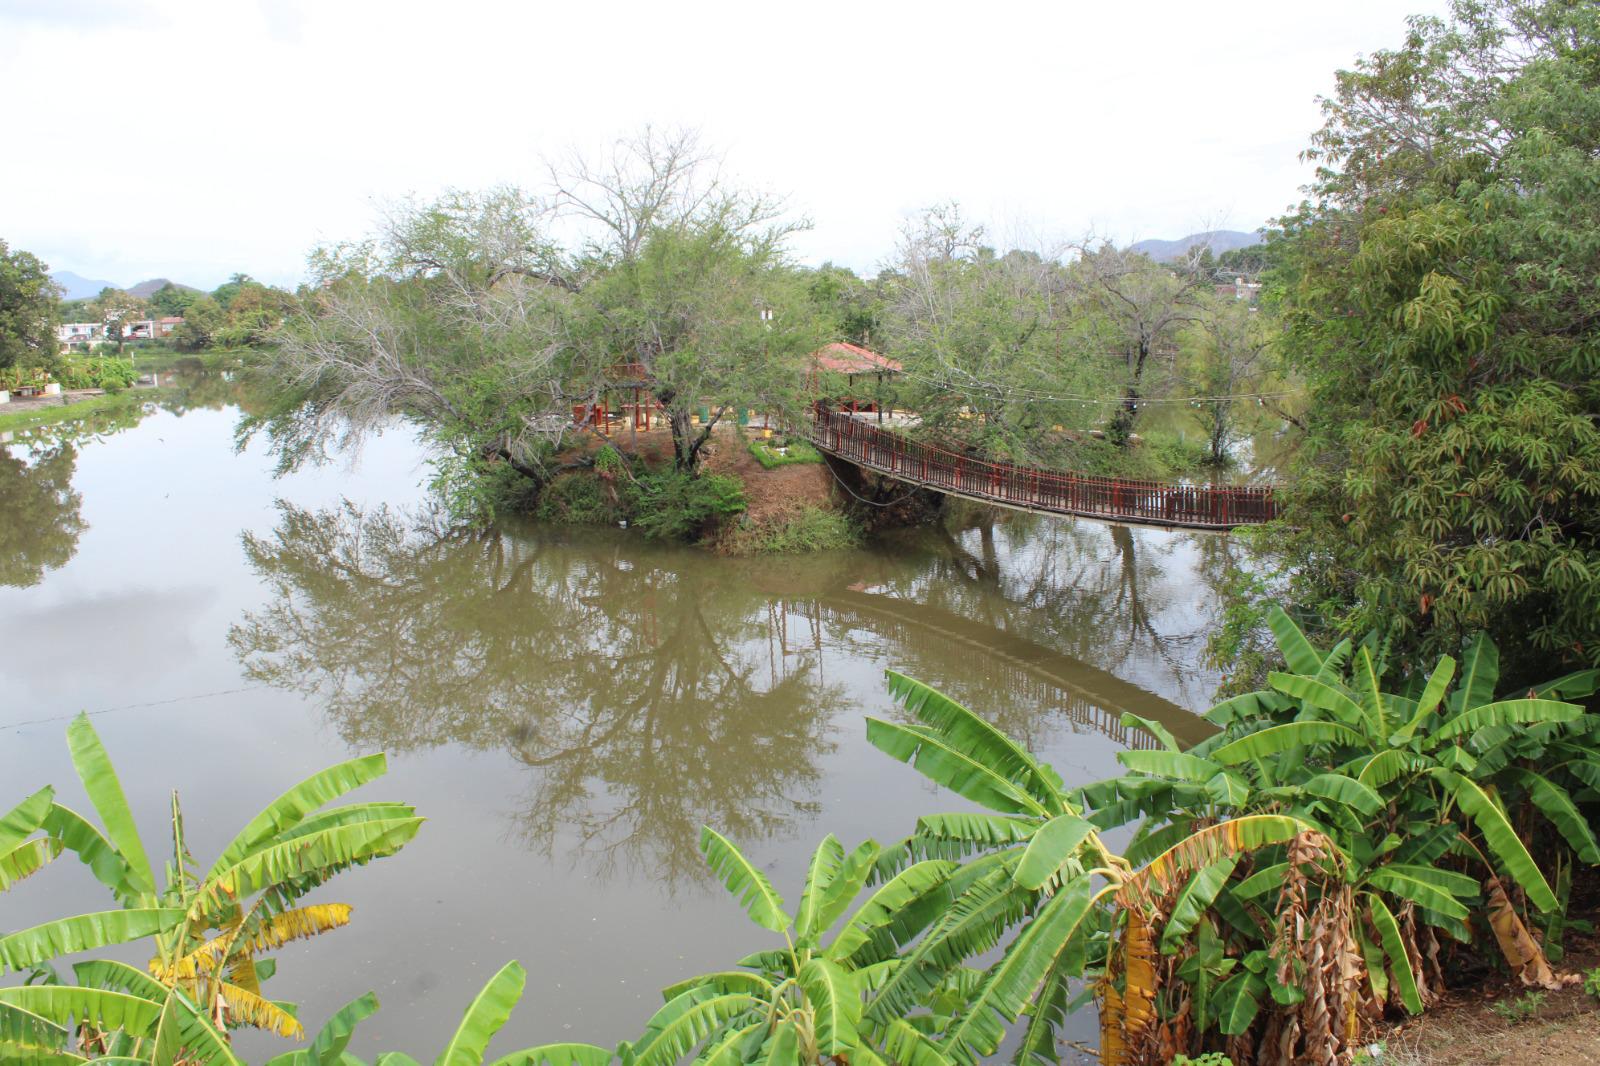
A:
806,406,1280,530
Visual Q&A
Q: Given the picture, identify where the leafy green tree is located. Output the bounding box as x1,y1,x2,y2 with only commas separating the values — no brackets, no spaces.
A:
173,294,225,351
806,263,884,347
1180,296,1277,464
91,287,148,354
147,283,199,317
1266,0,1600,683
0,238,61,369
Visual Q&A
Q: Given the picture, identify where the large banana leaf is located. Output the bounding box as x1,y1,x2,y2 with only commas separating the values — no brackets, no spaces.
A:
1365,869,1469,921
1394,655,1455,741
207,754,389,881
489,1044,616,1066
193,817,423,919
73,959,170,1001
0,908,182,973
151,986,242,1066
0,787,54,857
880,1018,955,1066
1434,698,1582,741
1365,895,1422,1013
886,672,1059,810
1010,964,1072,1066
940,880,1094,1064
1012,814,1095,891
698,827,791,934
0,1000,67,1052
660,973,773,1003
794,835,845,940
865,867,1029,1023
1118,816,1319,902
1266,606,1324,674
1118,713,1181,754
1512,770,1600,864
261,991,380,1066
41,803,136,903
1211,722,1366,766
1266,673,1366,729
624,988,762,1066
1159,855,1243,952
65,714,156,901
1352,646,1387,736
1213,971,1266,1035
811,840,882,937
436,961,525,1066
1433,770,1557,911
912,813,1036,850
866,720,1047,816
828,859,957,964
1299,774,1383,816
797,957,860,1054
1115,751,1221,783
0,838,61,892
1356,750,1433,790
1450,632,1500,713
0,986,163,1037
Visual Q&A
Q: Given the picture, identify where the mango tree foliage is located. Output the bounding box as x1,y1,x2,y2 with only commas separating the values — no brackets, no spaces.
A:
1267,0,1600,682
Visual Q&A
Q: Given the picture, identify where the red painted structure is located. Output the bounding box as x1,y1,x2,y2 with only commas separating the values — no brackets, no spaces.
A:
807,405,1280,530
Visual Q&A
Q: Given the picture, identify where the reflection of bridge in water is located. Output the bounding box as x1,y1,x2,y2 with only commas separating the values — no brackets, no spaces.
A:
791,588,1215,752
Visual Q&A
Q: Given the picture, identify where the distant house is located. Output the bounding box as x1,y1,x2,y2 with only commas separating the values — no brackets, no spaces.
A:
1214,277,1263,304
58,322,102,349
122,319,156,340
157,316,183,336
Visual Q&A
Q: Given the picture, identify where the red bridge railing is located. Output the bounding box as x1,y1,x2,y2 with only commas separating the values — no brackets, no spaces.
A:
807,407,1280,530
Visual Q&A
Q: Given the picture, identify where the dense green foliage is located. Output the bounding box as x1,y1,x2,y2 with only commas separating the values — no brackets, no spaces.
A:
0,238,60,370
1263,0,1600,684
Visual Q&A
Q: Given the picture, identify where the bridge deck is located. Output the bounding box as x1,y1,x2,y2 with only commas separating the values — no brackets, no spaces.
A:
807,408,1280,531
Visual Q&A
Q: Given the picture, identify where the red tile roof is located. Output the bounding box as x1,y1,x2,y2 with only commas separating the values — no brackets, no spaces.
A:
812,342,902,375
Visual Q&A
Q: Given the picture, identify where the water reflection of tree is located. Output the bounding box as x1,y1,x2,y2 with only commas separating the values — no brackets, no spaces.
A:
868,514,1216,705
0,440,88,587
228,503,843,886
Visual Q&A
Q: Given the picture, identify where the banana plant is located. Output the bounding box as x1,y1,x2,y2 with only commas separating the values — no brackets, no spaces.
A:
864,671,1335,1066
0,712,423,1060
1108,611,1599,1000
618,824,972,1066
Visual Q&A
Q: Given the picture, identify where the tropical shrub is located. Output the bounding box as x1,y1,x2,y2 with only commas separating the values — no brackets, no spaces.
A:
59,357,137,393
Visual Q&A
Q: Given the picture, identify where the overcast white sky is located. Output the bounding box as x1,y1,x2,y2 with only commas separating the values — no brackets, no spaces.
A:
2,0,1444,290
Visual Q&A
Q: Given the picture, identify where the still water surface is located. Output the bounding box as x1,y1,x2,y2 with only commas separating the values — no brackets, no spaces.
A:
0,385,1235,1059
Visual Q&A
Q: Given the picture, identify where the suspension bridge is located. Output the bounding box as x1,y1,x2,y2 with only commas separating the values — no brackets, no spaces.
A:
806,406,1281,531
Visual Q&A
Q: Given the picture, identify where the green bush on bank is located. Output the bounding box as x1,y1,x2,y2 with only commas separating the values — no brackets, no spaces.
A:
58,356,137,393
747,436,823,468
721,504,861,554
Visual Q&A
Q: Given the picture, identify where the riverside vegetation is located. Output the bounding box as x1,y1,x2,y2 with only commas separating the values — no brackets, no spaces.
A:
4,608,1598,1065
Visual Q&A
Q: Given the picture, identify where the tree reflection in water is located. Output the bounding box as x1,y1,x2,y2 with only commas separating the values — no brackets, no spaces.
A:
228,501,1231,887
0,436,88,587
228,502,847,886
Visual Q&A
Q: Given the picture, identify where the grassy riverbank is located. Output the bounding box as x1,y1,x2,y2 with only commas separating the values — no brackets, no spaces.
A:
0,387,168,434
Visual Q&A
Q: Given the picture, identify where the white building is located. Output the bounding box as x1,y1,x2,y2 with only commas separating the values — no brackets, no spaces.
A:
58,322,102,347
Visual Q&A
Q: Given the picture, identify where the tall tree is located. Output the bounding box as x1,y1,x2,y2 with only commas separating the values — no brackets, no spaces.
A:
1066,241,1208,442
1267,0,1600,682
0,239,61,370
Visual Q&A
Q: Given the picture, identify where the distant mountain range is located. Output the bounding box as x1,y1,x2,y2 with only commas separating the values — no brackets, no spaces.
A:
1128,230,1262,262
52,271,204,302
